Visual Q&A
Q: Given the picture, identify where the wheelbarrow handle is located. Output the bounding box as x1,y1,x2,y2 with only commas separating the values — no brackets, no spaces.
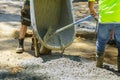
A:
55,15,97,34
44,15,98,41
74,15,92,25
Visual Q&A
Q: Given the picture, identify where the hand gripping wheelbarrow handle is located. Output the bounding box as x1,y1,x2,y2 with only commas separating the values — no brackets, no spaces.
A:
55,15,97,34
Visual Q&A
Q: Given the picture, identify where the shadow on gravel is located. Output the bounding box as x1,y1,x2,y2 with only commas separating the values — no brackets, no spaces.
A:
0,39,17,51
0,72,52,80
0,53,81,79
41,53,81,63
103,64,120,76
0,38,32,52
0,13,20,22
0,2,21,22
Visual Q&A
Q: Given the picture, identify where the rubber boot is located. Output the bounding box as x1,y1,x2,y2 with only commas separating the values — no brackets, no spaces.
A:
96,52,104,68
16,39,24,53
117,57,120,72
118,63,120,72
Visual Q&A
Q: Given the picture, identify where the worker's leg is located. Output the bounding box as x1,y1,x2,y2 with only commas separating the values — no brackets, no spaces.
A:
16,25,27,53
96,24,110,68
16,0,30,53
114,25,120,72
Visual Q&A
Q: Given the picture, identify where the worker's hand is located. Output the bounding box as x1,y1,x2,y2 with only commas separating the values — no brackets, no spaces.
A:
90,9,97,18
88,1,98,21
88,1,97,18
90,9,98,21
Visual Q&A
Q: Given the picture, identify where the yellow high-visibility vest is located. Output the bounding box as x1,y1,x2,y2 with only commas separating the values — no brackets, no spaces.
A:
88,0,120,23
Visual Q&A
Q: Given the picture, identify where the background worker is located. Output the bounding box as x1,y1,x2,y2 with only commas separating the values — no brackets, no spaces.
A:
16,0,30,53
16,0,51,55
88,0,120,72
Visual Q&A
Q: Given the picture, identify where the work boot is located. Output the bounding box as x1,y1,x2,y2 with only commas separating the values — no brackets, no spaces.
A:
96,52,104,68
117,57,120,72
118,63,120,72
16,39,24,53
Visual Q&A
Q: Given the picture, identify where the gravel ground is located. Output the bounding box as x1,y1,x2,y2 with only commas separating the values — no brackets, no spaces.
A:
0,0,120,80
1,56,120,80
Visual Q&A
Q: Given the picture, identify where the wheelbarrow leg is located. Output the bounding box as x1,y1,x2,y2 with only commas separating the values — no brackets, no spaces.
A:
31,30,35,50
33,36,40,57
31,37,34,50
40,46,51,55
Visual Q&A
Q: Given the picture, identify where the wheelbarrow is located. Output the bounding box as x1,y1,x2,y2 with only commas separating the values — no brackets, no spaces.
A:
30,0,94,57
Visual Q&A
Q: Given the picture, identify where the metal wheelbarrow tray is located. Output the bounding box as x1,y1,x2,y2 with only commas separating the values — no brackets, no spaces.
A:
30,0,75,56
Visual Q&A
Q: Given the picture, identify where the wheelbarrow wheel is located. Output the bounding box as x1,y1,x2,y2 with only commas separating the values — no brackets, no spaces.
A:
33,37,40,57
40,46,51,55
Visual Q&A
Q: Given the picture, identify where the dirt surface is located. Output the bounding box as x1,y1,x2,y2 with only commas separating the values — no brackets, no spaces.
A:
0,0,120,80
